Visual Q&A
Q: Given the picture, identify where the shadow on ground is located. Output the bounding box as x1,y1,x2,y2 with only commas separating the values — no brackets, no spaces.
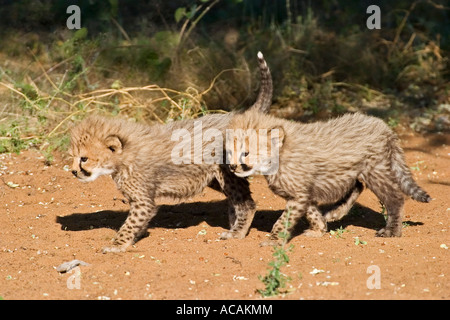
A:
56,201,424,240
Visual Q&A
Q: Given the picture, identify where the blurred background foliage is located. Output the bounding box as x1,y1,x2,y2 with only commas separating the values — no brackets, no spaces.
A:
0,0,448,154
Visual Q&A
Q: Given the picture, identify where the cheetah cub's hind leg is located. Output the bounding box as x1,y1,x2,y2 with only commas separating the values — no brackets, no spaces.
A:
302,204,328,237
363,168,405,237
324,180,364,222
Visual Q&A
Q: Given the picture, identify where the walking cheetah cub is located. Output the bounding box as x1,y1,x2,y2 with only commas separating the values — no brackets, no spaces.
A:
226,111,431,245
69,52,272,253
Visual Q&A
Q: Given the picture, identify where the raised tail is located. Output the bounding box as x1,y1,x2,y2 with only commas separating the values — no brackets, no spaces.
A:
389,136,432,203
248,51,273,114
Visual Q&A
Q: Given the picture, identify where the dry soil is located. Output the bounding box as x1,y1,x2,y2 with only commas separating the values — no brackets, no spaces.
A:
0,129,448,300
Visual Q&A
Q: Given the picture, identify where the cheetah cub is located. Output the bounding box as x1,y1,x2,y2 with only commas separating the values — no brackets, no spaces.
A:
226,111,431,245
70,52,272,253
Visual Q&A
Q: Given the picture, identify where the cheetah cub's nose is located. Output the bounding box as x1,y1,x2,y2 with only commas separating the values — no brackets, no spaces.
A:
71,170,78,177
230,164,237,171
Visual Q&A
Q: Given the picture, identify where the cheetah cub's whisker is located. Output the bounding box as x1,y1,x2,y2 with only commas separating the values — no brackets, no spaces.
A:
226,110,431,246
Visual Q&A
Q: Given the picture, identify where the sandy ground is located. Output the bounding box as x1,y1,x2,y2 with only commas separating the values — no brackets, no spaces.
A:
0,129,448,300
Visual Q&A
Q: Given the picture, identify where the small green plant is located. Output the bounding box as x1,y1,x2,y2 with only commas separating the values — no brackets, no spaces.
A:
410,160,425,171
175,0,221,51
387,117,399,128
0,121,39,154
329,226,347,238
354,237,367,246
258,210,294,297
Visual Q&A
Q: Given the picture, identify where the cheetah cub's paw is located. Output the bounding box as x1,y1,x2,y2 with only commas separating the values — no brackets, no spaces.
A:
302,229,326,237
102,245,127,253
376,227,402,237
259,238,283,247
219,230,246,240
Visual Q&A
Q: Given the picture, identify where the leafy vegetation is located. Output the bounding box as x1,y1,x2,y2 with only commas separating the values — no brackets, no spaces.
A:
329,226,348,239
258,210,294,297
0,0,448,156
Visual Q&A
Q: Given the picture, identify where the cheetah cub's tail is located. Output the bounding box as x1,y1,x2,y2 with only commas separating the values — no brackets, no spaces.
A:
248,51,273,114
389,136,432,203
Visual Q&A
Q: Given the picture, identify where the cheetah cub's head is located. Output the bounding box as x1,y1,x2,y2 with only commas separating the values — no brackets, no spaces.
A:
69,117,123,182
226,123,284,177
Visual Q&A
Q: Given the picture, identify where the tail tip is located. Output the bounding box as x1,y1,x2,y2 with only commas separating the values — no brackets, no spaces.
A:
257,51,264,60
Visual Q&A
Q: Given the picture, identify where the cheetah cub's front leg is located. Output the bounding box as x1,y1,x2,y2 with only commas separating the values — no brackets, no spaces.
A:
260,200,306,247
214,166,257,240
102,197,156,253
261,199,327,247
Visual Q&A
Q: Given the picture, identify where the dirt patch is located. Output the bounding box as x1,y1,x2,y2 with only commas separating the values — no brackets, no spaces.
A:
0,129,448,300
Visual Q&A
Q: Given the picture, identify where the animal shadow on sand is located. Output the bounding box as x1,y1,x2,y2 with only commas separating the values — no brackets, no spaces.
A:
56,201,423,242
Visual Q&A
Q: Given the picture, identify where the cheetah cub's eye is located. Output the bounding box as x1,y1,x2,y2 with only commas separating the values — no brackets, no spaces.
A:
108,146,115,152
243,152,249,157
80,157,88,163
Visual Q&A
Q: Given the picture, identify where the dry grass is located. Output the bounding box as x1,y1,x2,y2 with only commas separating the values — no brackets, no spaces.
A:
0,1,448,155
0,54,237,155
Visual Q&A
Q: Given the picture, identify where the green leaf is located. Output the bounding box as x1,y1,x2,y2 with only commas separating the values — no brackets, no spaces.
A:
186,4,198,19
111,80,122,90
109,0,119,17
73,27,88,41
175,7,186,23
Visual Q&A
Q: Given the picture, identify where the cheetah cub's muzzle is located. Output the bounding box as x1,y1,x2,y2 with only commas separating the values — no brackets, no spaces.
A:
226,127,284,177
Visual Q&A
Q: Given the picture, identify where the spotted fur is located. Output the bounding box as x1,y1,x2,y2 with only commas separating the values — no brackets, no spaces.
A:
69,52,272,252
226,111,431,245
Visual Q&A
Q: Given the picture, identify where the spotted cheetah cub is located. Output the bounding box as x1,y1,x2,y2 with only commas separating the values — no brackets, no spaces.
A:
70,52,272,253
226,111,431,245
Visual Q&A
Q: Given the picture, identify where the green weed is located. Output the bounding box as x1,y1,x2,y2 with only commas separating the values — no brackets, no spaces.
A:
410,160,425,171
0,121,39,154
354,237,367,246
258,210,294,297
330,226,348,239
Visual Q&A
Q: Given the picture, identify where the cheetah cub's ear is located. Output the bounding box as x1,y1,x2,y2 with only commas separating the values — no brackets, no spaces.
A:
269,126,285,150
105,135,123,154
